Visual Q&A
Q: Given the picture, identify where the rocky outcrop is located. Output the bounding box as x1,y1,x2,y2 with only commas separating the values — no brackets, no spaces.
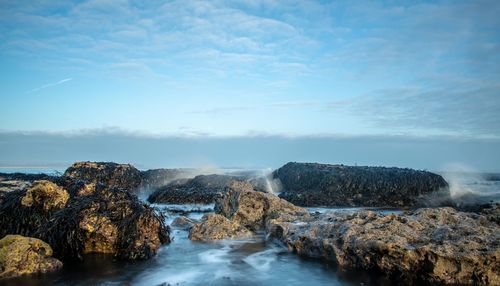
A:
267,207,500,285
0,180,170,261
148,174,249,204
188,182,308,241
273,162,450,207
0,235,62,279
215,184,309,231
64,162,142,191
189,214,253,241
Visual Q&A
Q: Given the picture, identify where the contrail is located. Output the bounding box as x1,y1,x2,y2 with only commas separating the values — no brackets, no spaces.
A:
26,78,72,93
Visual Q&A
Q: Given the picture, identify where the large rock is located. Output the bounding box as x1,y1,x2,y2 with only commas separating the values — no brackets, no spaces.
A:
0,235,62,279
148,174,249,204
215,184,309,231
64,162,142,191
273,162,450,207
140,168,205,189
0,180,170,261
189,214,252,241
267,207,500,285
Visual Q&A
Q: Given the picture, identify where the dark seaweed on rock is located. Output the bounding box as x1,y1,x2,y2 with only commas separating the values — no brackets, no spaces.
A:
64,161,142,191
140,168,195,189
148,174,245,204
274,162,450,207
0,181,170,261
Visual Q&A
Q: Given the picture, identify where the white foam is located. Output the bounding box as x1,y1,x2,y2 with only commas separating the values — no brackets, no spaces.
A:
243,248,279,272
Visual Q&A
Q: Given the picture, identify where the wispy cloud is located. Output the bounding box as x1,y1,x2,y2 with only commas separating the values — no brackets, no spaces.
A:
26,78,72,94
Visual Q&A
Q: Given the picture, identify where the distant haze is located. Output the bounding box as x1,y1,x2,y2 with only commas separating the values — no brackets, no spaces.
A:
0,131,499,173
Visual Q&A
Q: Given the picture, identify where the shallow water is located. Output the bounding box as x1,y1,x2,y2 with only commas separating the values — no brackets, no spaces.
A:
0,207,390,286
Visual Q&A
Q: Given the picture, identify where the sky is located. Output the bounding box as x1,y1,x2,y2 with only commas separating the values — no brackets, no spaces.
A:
0,0,499,170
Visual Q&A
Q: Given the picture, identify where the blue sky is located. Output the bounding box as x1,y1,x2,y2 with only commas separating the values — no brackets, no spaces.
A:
1,0,499,138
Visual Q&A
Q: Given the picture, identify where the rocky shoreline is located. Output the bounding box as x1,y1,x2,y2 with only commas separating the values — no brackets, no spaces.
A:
0,161,498,284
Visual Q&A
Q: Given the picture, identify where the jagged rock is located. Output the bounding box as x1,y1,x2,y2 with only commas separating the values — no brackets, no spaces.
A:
64,162,142,191
189,214,252,241
20,180,69,212
215,186,309,231
0,235,62,279
171,216,197,230
0,181,170,261
148,174,250,204
267,207,500,285
273,162,450,207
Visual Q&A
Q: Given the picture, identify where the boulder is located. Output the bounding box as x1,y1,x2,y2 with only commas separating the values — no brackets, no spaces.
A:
273,162,450,207
64,162,142,191
148,174,250,204
267,207,500,285
215,186,309,231
0,180,170,261
189,214,252,241
0,235,62,279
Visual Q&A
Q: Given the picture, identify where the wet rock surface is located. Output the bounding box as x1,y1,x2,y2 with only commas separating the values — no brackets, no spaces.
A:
171,216,197,230
215,183,309,231
148,174,250,204
267,207,500,285
274,162,450,207
189,182,309,241
0,179,170,261
64,162,142,191
189,214,253,241
0,235,62,279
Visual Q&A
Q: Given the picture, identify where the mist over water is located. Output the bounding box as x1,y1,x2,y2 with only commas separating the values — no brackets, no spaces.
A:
441,164,500,205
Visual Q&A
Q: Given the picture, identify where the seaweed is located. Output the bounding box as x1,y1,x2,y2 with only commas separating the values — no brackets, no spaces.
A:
0,180,170,261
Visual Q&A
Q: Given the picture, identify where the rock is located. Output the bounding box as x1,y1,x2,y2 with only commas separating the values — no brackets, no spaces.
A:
268,207,500,285
215,186,309,231
140,168,201,189
189,214,253,241
0,235,62,279
21,180,69,212
64,162,142,191
171,216,197,230
273,162,450,207
0,181,170,261
148,174,250,204
0,180,31,194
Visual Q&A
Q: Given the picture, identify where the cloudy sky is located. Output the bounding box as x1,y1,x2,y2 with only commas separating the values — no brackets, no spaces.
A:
1,1,499,170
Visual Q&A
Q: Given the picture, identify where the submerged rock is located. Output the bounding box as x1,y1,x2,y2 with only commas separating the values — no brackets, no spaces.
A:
0,180,170,261
64,162,142,191
171,216,197,230
267,207,500,285
0,235,62,279
148,174,250,204
273,162,450,207
189,214,252,241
